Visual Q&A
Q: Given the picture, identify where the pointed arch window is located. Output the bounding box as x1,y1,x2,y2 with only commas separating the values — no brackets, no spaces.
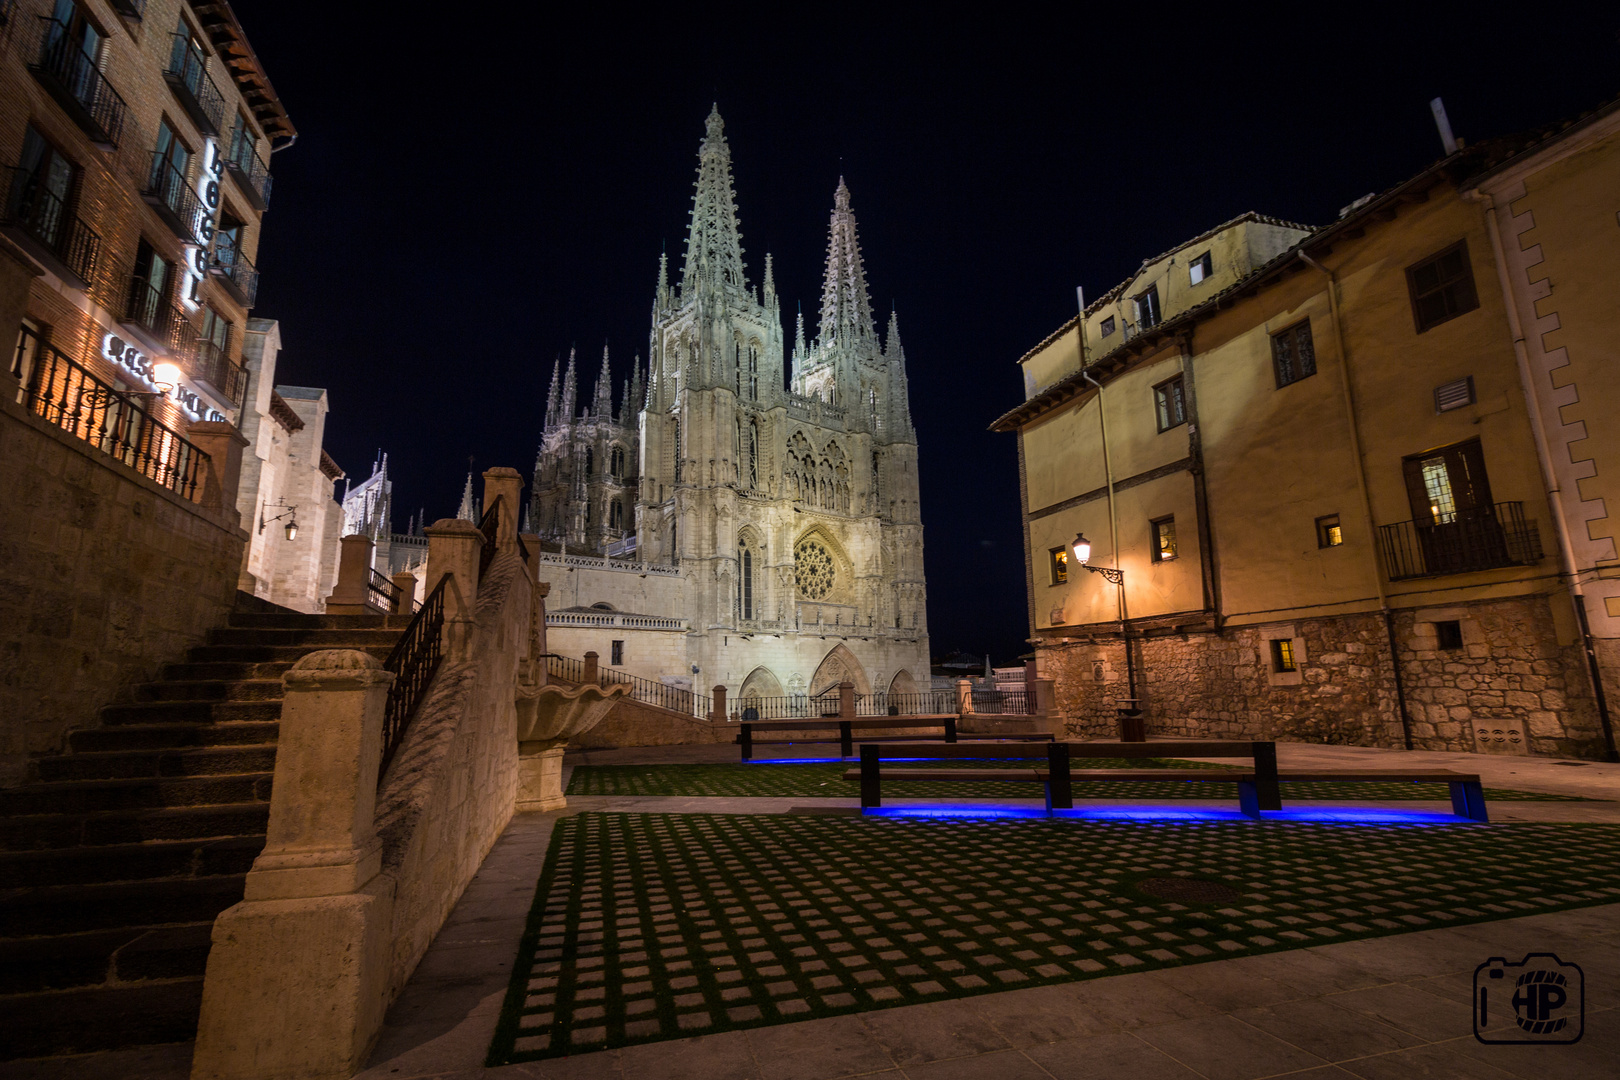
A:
672,414,682,483
609,500,623,530
584,447,594,476
748,419,759,489
738,543,754,620
610,446,625,477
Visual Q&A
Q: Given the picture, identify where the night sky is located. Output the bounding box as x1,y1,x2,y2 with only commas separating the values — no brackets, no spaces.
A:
230,3,1616,667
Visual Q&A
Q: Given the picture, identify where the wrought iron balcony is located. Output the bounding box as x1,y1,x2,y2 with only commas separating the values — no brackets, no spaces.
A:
141,153,203,243
193,331,245,407
225,128,272,211
28,18,128,149
1,166,101,289
121,271,198,364
209,238,258,307
1378,502,1544,581
164,34,225,136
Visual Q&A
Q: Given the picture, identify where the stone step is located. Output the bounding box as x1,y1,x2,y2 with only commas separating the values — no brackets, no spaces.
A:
0,801,268,852
133,679,285,703
0,874,247,937
0,835,263,888
0,773,272,818
207,626,404,648
0,922,214,995
0,978,205,1059
161,660,293,682
184,643,395,664
69,721,279,754
34,745,278,783
100,700,282,726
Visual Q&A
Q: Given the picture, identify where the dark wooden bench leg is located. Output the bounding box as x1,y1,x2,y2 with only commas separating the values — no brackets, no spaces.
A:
740,724,753,762
860,744,882,809
1238,780,1260,819
1046,741,1072,813
840,720,853,759
1450,780,1489,822
945,716,958,743
1252,741,1281,811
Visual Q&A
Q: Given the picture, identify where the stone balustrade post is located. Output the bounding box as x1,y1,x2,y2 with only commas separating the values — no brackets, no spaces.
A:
191,650,396,1080
390,570,415,615
583,651,599,685
1032,677,1057,719
839,680,855,720
956,678,973,716
325,534,376,615
482,467,523,554
711,684,727,722
186,421,249,526
423,518,482,662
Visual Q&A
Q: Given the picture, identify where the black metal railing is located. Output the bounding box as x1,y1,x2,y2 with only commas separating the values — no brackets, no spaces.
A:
225,127,272,211
861,690,960,716
13,343,208,500
380,575,446,782
192,332,245,406
1,165,100,286
1378,502,1543,581
367,567,398,612
969,688,1031,715
542,652,585,683
30,18,127,148
163,33,225,134
543,652,710,717
478,495,503,575
209,238,258,307
121,271,198,363
141,152,203,242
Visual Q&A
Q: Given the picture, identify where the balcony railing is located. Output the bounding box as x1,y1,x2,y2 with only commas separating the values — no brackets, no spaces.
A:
209,239,258,307
164,34,225,135
1,166,100,289
141,153,203,243
29,18,127,149
193,331,245,407
11,342,208,500
1378,502,1544,581
225,128,272,211
122,272,198,363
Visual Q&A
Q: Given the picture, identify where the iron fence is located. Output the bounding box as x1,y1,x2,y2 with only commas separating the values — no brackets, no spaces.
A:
543,652,710,717
13,343,208,500
380,576,446,782
31,18,127,148
209,235,258,306
225,126,272,210
1377,502,1543,581
121,268,198,363
192,332,246,406
142,151,203,242
862,689,959,716
164,32,225,134
969,689,1031,715
367,567,398,612
1,165,100,286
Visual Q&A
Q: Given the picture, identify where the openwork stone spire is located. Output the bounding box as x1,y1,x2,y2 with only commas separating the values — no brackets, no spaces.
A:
885,309,905,362
457,472,477,522
591,346,613,418
560,348,578,421
543,357,561,431
817,178,877,352
681,105,748,299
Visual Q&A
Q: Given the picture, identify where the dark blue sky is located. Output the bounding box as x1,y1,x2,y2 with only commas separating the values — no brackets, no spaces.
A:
232,2,1616,665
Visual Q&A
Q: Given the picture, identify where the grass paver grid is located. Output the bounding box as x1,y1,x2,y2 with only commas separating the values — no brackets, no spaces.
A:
488,812,1620,1064
565,759,1587,801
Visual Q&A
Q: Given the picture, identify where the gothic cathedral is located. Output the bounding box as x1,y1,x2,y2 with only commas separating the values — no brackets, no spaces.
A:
528,107,930,705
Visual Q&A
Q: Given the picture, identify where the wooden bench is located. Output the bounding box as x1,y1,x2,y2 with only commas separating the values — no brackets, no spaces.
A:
737,715,1046,761
1246,769,1490,822
846,740,1282,814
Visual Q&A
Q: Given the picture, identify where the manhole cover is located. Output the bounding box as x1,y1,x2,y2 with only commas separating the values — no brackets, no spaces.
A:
1137,877,1241,903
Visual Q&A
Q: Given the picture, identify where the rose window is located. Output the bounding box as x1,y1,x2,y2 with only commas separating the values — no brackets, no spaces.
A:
794,540,835,600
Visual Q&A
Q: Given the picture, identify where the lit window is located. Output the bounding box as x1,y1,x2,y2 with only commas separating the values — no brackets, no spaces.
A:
1152,517,1177,562
1100,316,1117,337
1316,514,1343,548
1188,252,1213,285
1272,639,1297,673
1406,241,1479,333
1154,375,1187,432
1272,321,1317,387
1049,547,1068,584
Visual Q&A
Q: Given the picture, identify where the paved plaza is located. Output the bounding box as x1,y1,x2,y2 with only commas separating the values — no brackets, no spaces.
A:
7,742,1619,1080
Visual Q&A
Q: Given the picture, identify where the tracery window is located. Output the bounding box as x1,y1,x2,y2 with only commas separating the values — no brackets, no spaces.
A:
738,543,754,619
610,446,625,477
609,500,623,529
794,538,835,600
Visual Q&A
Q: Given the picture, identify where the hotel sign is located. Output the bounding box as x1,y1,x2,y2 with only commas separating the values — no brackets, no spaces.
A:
101,334,226,423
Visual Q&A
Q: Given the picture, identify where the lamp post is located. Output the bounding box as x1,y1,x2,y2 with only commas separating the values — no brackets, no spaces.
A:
1071,532,1142,737
261,499,299,541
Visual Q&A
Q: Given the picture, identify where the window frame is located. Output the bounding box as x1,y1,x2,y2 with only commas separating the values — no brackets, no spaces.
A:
1405,240,1480,334
1271,638,1297,673
1151,515,1177,563
1271,319,1317,388
1315,514,1343,549
1133,284,1161,329
1153,374,1187,433
1434,620,1463,651
1099,315,1117,338
1048,546,1068,585
1188,251,1213,285
610,639,624,665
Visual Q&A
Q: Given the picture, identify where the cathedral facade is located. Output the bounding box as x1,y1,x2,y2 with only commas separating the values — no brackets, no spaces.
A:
528,107,931,705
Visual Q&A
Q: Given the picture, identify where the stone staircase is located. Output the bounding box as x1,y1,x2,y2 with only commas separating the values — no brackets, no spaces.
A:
0,603,407,1061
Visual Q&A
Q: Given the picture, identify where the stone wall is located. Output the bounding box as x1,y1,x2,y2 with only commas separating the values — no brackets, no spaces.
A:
0,392,246,782
1039,593,1608,759
569,697,735,749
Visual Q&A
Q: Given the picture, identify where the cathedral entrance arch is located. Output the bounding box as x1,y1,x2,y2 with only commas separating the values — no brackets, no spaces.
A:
739,666,784,704
888,669,918,695
810,643,871,696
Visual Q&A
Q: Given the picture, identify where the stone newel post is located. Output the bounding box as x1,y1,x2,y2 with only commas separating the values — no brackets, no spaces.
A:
390,570,416,615
186,421,249,524
482,467,523,554
191,650,397,1080
424,518,482,662
956,678,973,716
839,680,855,720
325,534,376,614
584,651,599,685
711,684,727,722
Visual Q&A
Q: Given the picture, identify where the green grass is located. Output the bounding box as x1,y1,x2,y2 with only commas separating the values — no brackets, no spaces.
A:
565,759,1587,802
488,812,1620,1064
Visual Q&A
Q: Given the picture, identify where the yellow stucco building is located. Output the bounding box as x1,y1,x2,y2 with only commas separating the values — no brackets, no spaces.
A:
994,101,1620,760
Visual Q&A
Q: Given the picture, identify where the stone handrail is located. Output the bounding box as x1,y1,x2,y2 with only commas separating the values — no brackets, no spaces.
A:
546,610,685,630
533,550,681,576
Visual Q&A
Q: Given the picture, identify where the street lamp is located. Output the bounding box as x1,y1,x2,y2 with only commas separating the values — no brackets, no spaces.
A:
1070,532,1123,584
260,499,299,540
152,362,181,395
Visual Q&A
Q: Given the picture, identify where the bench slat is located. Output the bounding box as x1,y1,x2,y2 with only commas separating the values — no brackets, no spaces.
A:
841,769,1043,782
1259,770,1482,783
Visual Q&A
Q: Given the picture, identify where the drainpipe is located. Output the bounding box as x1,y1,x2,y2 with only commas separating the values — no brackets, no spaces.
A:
1081,369,1136,702
1297,251,1416,750
1471,193,1619,761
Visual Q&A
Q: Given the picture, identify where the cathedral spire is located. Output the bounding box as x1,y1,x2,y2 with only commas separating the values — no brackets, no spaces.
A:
654,249,670,312
543,357,561,431
885,308,905,362
818,178,878,353
457,472,477,522
681,105,748,299
592,345,613,419
624,355,644,419
560,348,578,421
763,253,776,306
